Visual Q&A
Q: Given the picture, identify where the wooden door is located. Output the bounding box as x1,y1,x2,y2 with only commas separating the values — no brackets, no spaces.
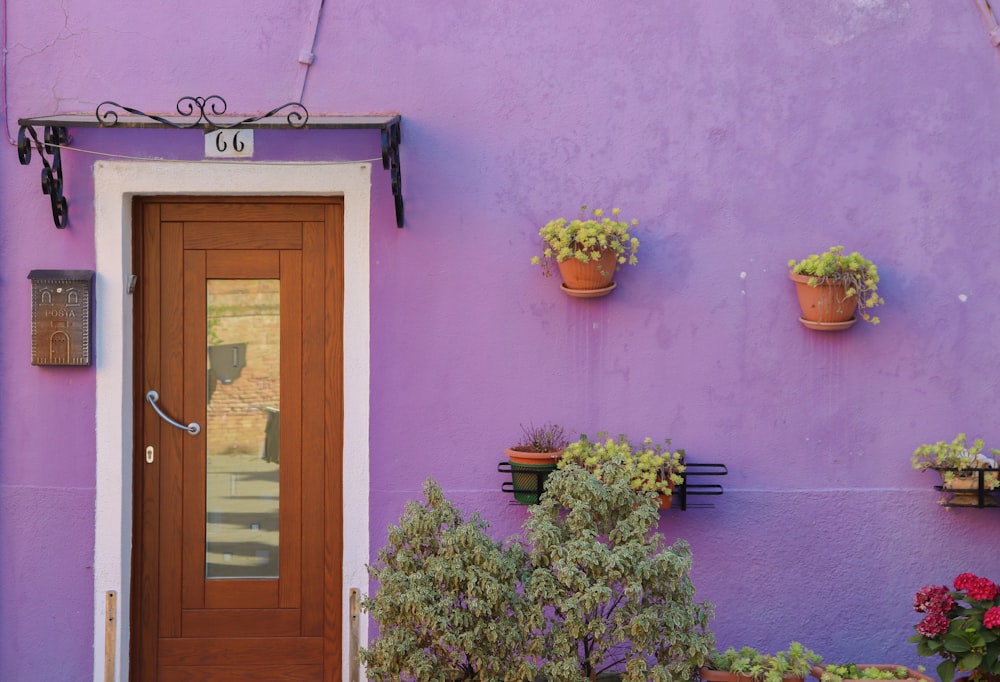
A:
131,197,344,681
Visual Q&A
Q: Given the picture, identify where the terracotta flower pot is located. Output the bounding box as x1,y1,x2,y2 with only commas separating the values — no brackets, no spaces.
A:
657,479,677,510
810,665,933,682
701,668,803,682
557,250,619,297
789,272,857,331
505,447,563,504
934,467,999,507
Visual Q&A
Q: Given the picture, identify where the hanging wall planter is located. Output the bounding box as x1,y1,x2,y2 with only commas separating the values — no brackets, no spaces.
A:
557,249,619,297
788,273,858,331
787,246,883,331
532,206,638,298
500,423,568,504
911,434,1000,508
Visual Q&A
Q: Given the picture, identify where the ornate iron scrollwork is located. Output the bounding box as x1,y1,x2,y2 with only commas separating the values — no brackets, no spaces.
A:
18,125,69,228
96,96,309,130
18,98,404,229
381,119,403,228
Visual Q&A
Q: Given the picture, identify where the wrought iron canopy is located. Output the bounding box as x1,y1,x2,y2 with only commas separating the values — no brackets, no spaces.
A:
17,96,404,228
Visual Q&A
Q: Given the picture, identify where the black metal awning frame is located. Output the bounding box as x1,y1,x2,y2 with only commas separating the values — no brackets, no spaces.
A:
17,96,404,228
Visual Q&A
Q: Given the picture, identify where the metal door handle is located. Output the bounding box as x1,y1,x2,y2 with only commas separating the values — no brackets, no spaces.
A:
145,390,201,435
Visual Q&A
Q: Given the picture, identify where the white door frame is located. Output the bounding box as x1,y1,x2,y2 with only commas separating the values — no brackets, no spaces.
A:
93,161,372,682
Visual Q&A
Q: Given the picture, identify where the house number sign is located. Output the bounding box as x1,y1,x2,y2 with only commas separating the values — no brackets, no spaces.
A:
204,129,254,158
28,269,94,366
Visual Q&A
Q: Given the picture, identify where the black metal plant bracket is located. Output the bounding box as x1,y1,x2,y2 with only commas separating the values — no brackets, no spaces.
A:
18,95,405,229
18,125,69,228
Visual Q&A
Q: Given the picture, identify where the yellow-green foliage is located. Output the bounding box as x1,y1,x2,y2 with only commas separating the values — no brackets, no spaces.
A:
532,206,639,277
708,642,821,682
788,245,883,324
820,664,922,682
911,433,1000,490
558,433,684,497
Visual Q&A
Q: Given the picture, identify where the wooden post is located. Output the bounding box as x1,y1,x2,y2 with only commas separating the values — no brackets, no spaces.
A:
349,588,360,682
104,591,117,682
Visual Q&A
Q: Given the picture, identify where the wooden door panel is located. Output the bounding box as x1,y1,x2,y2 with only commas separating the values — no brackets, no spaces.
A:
133,197,343,681
205,250,280,278
183,222,303,249
161,201,326,222
203,581,279,610
158,637,323,665
159,665,322,682
180,609,302,637
279,249,304,609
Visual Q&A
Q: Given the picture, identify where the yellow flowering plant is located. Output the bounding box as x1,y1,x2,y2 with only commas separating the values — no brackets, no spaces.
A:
531,206,639,278
557,432,684,496
788,245,883,324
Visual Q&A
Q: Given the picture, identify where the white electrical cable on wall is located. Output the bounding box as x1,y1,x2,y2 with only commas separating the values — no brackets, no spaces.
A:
976,0,1000,46
295,0,326,101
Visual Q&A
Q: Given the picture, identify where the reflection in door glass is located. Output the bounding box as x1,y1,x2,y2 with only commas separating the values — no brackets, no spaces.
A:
205,279,280,579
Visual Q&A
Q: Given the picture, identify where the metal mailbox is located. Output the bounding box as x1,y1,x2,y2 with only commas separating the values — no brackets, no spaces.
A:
28,269,94,366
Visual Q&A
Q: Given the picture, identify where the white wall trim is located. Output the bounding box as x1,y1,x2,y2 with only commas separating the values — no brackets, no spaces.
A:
93,161,371,682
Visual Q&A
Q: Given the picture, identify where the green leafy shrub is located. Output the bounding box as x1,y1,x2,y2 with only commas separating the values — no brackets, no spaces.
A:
364,465,715,682
361,479,534,681
522,462,715,682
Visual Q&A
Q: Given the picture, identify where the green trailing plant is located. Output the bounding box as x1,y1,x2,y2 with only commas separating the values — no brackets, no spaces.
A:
817,664,924,682
911,433,1000,490
532,206,639,278
704,643,821,682
360,479,535,682
557,433,684,497
511,422,570,454
788,245,883,324
522,462,715,682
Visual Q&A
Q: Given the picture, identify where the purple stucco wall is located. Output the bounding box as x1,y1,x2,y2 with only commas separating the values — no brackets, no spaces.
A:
3,1,1000,679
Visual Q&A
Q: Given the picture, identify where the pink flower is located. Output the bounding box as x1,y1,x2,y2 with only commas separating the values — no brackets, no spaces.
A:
985,607,1000,630
955,573,980,591
914,585,954,613
917,611,951,637
967,578,999,602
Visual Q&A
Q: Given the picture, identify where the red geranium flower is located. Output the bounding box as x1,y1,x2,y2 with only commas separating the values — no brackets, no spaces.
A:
916,611,951,637
985,607,1000,629
914,585,954,613
955,573,980,591
967,577,999,602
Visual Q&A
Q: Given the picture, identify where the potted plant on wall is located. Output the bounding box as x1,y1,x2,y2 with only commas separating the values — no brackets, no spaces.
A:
532,206,639,298
504,423,569,504
700,643,822,682
787,246,883,331
910,572,1000,682
911,433,1000,507
557,432,684,509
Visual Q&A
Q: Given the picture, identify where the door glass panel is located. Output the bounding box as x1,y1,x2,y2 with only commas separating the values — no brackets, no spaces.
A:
205,279,280,579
